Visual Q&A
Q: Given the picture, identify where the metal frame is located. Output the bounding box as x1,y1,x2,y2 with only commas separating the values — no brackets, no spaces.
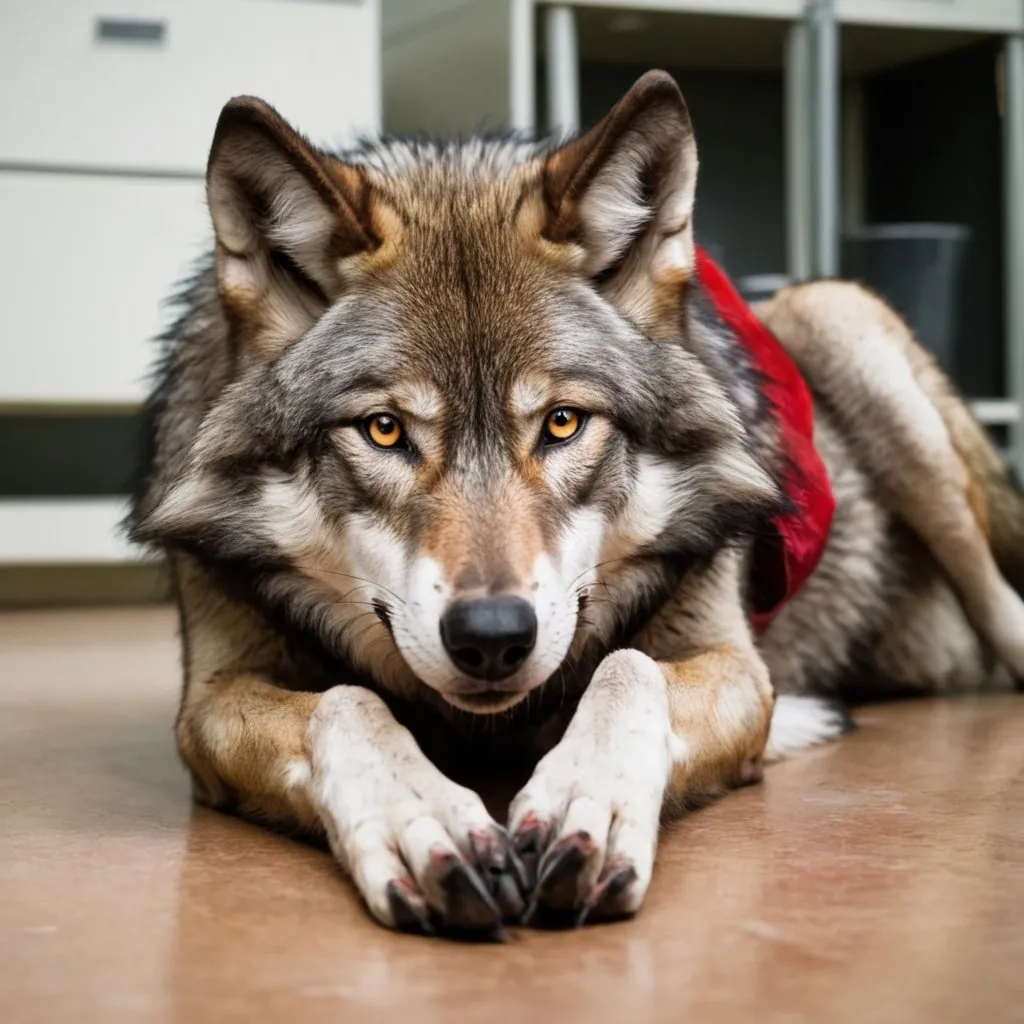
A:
785,19,813,280
1005,28,1024,476
545,5,580,135
535,1,833,282
510,0,536,133
809,0,840,277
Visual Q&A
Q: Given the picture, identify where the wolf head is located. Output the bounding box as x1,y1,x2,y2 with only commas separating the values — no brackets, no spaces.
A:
133,71,780,714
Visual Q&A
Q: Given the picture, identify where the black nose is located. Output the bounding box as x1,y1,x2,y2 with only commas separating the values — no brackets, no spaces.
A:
440,597,537,681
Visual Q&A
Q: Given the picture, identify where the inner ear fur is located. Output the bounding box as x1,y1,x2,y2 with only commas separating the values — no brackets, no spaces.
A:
206,96,377,356
542,70,698,287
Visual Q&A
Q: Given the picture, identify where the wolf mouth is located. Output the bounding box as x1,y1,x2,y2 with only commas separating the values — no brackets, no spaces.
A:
443,690,530,714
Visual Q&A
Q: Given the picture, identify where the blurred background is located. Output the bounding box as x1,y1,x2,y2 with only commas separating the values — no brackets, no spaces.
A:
1,0,1022,607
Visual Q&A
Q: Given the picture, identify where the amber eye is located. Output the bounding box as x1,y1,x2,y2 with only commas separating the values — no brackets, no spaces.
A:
542,407,585,446
363,413,405,449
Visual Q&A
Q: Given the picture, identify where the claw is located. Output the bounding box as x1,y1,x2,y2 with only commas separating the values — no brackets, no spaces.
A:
435,855,504,933
469,828,529,921
537,833,594,905
494,871,526,920
586,863,639,922
506,846,530,893
522,839,588,925
386,879,434,935
512,815,550,890
537,837,589,891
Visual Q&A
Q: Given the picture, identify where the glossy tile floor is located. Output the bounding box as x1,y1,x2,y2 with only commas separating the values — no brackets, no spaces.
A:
1,608,1022,1023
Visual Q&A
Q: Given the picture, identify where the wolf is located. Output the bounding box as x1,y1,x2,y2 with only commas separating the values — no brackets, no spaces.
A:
130,70,1024,937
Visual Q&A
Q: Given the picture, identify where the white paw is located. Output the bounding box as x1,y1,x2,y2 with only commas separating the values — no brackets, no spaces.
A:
508,649,675,924
309,687,525,937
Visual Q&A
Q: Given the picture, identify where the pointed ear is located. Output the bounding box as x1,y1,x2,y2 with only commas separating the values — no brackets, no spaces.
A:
206,96,377,357
542,70,697,320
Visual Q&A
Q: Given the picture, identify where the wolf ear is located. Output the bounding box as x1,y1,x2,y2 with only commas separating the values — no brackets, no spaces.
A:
542,71,697,313
206,97,376,356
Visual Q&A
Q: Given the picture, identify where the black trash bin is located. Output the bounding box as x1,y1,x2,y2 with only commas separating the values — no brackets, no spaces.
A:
841,223,970,372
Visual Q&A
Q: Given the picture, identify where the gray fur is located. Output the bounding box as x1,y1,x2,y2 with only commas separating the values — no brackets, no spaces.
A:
131,81,1019,763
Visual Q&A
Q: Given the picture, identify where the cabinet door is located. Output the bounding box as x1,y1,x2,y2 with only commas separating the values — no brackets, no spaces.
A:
0,0,381,174
0,171,210,404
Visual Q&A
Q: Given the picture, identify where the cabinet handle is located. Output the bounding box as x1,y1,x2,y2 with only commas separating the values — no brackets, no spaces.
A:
95,18,167,44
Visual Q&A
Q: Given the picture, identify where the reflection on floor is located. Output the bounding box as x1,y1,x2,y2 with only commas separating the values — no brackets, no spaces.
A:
1,607,1022,1023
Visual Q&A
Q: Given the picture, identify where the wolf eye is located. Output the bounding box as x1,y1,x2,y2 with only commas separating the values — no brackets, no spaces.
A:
542,407,585,445
363,414,405,450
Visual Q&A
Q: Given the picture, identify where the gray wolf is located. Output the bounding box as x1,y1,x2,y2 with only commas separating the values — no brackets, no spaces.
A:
130,71,1024,937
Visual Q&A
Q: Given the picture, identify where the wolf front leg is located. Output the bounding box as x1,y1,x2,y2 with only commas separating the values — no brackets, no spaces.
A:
507,646,770,925
508,551,840,925
177,674,526,937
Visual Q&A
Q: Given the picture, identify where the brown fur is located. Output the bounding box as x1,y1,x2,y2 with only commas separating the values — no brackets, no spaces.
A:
130,71,1024,937
639,552,774,806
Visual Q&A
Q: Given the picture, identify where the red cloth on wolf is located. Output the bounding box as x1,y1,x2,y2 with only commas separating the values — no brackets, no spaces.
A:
695,247,835,632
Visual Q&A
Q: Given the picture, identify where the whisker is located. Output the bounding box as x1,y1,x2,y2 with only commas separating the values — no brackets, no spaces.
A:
337,610,380,634
563,556,635,595
352,616,385,644
327,583,389,610
293,564,406,607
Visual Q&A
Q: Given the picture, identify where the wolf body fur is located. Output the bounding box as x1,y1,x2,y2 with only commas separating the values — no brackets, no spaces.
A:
130,72,1024,935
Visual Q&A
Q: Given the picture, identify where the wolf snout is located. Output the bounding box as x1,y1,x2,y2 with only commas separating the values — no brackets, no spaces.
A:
439,597,537,682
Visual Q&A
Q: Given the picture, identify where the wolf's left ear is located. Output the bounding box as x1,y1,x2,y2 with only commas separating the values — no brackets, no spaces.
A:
206,97,377,356
542,71,697,306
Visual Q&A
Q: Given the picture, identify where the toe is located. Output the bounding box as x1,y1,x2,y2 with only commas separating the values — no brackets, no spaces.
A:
386,878,434,935
526,830,600,922
534,834,591,907
527,794,612,920
583,815,656,922
432,853,506,937
580,860,640,924
400,817,504,936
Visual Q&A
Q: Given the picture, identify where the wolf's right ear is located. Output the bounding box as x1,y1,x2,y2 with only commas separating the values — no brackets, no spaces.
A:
206,97,377,357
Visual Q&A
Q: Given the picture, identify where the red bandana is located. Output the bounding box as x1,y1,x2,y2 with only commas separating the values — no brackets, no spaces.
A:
695,248,835,631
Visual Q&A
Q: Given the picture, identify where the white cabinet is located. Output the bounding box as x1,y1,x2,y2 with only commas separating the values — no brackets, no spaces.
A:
0,0,381,173
0,0,382,566
0,499,139,565
0,172,210,404
836,1,1023,32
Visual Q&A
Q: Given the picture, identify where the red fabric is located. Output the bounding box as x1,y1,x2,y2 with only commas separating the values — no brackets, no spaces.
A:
695,248,835,631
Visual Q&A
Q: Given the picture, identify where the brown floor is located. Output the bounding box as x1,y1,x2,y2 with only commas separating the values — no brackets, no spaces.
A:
1,608,1022,1024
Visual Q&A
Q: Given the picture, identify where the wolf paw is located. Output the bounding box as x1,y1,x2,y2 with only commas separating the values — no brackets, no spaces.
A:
511,809,649,926
372,818,528,939
507,649,672,927
309,687,527,939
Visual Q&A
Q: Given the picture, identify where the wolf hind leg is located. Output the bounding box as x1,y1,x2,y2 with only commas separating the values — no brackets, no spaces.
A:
758,280,1024,683
872,540,997,694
